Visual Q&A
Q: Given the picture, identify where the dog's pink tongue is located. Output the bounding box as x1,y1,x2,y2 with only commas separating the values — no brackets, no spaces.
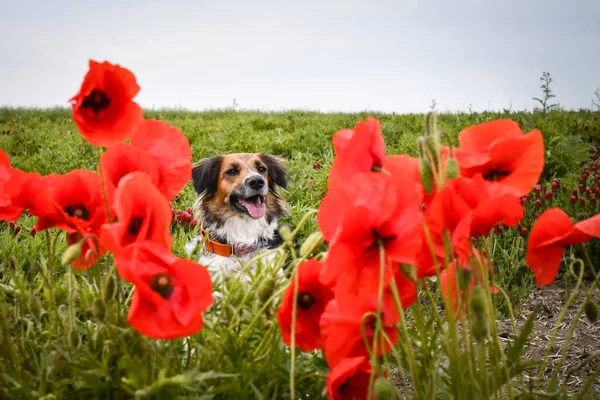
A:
244,199,265,218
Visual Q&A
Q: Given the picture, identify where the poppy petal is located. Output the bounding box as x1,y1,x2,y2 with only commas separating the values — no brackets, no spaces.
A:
130,119,192,200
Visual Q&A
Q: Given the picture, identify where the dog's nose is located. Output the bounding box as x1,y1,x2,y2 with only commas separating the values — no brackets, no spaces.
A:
247,176,265,190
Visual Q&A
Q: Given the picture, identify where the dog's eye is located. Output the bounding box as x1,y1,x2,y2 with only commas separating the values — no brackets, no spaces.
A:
257,166,267,174
225,168,238,176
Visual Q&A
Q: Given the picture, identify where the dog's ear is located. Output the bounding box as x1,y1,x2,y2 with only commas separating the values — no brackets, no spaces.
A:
191,156,222,196
260,153,288,189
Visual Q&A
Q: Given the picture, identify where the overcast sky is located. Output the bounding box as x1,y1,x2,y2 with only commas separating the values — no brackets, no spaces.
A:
1,0,598,113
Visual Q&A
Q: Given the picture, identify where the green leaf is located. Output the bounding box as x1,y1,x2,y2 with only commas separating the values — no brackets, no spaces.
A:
507,307,539,365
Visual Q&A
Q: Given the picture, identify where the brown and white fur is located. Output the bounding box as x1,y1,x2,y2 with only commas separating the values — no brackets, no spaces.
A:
185,153,287,278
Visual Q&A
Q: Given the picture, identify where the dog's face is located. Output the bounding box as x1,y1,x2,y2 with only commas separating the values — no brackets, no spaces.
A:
192,153,287,222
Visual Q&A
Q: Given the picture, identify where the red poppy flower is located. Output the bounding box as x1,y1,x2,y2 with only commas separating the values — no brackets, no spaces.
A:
100,172,172,256
34,170,108,236
454,119,544,196
99,143,161,194
328,117,385,187
526,208,600,285
115,242,213,339
326,356,373,400
0,150,31,221
130,119,192,201
416,174,523,278
70,60,143,147
320,173,422,301
320,298,399,368
277,259,334,351
439,250,498,317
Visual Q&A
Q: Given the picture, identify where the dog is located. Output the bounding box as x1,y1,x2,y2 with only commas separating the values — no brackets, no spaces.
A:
185,153,288,278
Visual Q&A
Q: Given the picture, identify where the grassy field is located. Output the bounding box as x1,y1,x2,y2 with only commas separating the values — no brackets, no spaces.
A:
1,107,599,398
1,107,598,297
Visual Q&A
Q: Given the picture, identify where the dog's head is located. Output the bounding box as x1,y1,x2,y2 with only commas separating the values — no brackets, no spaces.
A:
191,153,288,223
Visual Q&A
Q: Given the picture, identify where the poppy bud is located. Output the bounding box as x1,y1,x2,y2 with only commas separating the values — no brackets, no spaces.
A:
445,157,460,180
93,298,106,321
299,232,324,257
419,159,435,194
471,315,488,343
29,294,43,319
374,376,396,400
470,286,487,318
61,241,83,266
424,111,438,137
279,225,292,243
257,277,276,304
69,329,80,348
584,298,599,323
457,268,472,293
103,274,116,303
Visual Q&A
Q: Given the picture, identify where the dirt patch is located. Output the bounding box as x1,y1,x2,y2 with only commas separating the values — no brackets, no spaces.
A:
391,281,600,397
497,281,600,395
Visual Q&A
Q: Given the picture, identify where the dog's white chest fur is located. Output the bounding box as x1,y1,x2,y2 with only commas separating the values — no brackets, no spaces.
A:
185,215,279,277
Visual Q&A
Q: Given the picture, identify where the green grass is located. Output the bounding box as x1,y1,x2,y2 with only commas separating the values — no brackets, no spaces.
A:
1,107,599,398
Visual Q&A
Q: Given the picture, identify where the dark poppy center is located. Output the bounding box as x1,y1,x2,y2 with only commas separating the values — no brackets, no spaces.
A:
297,292,315,309
65,204,90,220
371,164,383,172
128,216,144,235
366,228,396,252
338,380,350,393
483,170,511,182
81,89,111,115
150,273,174,299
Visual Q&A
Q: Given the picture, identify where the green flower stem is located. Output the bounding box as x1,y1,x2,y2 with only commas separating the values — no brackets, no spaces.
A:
389,273,421,398
482,237,514,398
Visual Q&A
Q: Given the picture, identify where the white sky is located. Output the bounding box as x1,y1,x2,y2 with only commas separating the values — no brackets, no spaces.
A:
1,0,599,113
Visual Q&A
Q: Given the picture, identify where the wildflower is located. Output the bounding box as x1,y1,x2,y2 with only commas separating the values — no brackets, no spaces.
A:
0,150,39,221
454,119,544,196
33,170,107,232
70,60,143,147
320,298,398,368
114,242,213,339
326,356,373,400
416,174,523,278
319,173,422,303
99,143,161,193
277,259,334,351
526,208,600,285
100,172,173,255
130,119,192,201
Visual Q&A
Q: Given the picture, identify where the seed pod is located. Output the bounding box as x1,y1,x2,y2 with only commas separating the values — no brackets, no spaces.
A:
445,157,460,180
419,159,435,194
29,294,43,319
299,232,323,257
584,298,599,323
257,277,276,304
374,376,396,400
